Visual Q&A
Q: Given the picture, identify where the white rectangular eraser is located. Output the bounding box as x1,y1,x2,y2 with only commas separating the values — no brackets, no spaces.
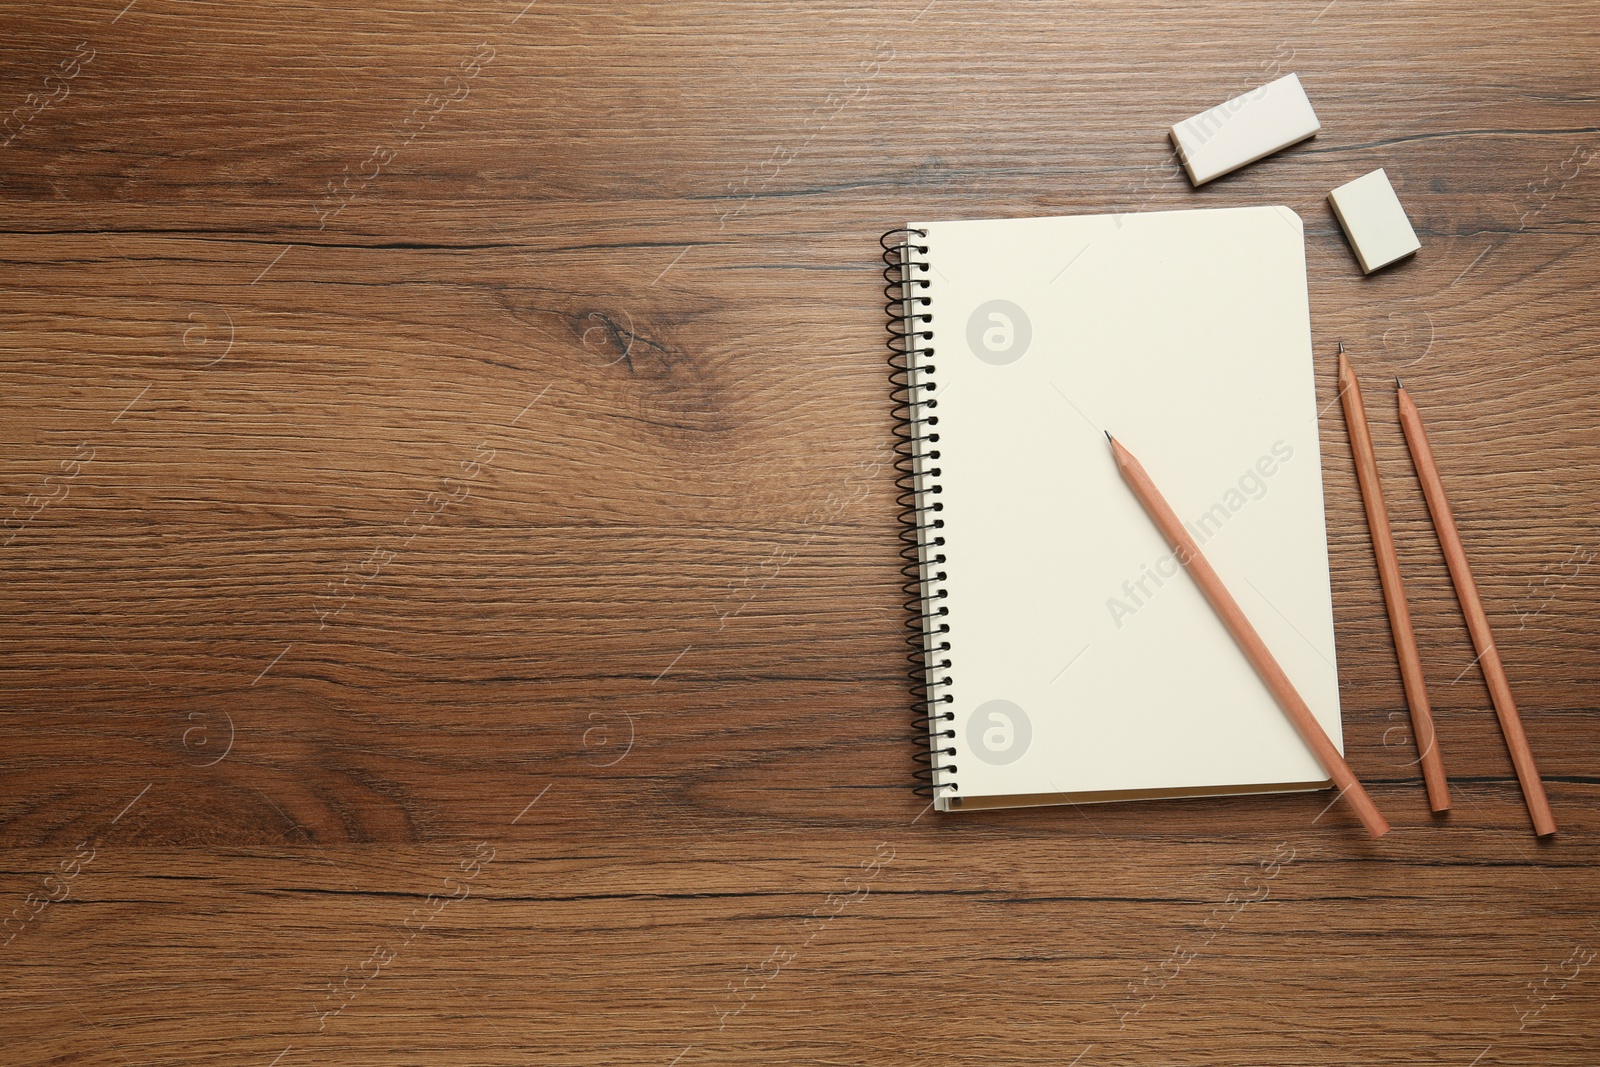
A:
1328,167,1421,273
1169,73,1321,185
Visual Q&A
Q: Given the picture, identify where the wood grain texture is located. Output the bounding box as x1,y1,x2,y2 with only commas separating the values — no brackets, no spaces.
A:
2,1,1597,1064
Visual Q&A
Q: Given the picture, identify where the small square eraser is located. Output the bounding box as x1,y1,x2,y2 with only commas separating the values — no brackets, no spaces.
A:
1169,73,1321,186
1328,168,1421,273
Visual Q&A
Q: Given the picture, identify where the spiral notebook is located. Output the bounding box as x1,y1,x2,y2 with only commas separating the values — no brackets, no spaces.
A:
885,205,1342,812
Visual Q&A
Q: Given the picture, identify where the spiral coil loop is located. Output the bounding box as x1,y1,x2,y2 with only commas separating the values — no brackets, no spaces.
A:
882,228,957,800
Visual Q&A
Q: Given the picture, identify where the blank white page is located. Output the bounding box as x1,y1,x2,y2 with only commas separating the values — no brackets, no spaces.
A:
909,205,1341,811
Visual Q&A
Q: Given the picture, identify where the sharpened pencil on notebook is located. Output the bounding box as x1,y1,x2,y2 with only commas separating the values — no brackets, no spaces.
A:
1107,432,1390,839
1394,381,1555,837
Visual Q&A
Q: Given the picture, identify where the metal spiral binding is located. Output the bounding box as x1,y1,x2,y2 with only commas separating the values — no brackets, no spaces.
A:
881,228,957,800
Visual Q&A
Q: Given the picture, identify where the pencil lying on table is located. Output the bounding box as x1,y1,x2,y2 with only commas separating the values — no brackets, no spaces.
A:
1395,382,1556,837
1337,346,1450,812
1108,433,1391,839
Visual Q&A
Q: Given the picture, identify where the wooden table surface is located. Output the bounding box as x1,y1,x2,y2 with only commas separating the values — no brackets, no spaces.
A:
3,2,1597,1064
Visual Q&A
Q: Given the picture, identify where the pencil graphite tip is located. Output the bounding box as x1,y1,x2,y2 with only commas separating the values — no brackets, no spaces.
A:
1337,340,1345,356
1395,376,1403,390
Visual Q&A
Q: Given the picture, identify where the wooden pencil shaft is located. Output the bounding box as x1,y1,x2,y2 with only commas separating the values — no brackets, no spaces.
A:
1337,354,1450,811
1109,436,1390,839
1395,388,1555,836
